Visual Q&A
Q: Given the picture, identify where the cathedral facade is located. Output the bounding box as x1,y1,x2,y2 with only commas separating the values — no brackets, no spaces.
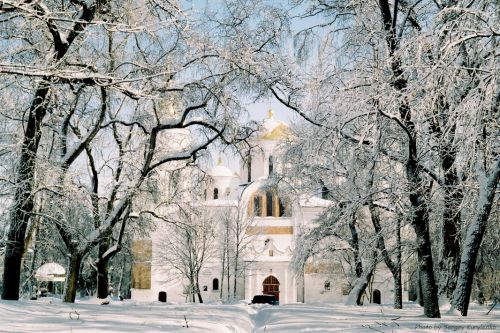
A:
130,112,403,305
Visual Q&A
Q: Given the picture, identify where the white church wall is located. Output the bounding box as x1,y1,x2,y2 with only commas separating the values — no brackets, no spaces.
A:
304,273,347,303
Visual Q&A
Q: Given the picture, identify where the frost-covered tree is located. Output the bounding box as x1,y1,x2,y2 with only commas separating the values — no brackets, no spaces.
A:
282,0,498,318
0,0,290,302
157,205,217,303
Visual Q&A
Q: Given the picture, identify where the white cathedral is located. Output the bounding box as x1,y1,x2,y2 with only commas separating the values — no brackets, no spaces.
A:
130,111,403,305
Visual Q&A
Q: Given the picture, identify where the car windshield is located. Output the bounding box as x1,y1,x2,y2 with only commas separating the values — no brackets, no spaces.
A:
252,295,276,303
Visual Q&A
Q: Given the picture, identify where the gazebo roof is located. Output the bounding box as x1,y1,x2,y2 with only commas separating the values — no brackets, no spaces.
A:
35,262,66,282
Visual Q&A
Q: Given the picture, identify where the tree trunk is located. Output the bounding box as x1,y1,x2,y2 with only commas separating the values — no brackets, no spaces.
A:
196,277,203,303
438,142,462,299
97,236,111,299
63,253,83,303
226,245,230,299
452,158,500,316
405,119,440,317
348,214,362,278
413,215,440,318
2,85,49,300
366,172,403,309
346,251,377,306
377,0,440,317
394,217,403,309
393,268,402,309
233,250,239,298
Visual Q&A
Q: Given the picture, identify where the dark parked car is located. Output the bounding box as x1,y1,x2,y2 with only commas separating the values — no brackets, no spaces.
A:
251,294,278,305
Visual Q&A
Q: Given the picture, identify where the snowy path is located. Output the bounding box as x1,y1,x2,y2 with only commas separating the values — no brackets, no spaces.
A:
0,299,498,332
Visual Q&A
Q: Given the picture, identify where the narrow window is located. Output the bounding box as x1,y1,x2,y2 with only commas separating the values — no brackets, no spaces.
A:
324,281,331,291
213,188,219,199
266,191,273,217
253,195,261,216
247,155,252,182
269,250,274,256
212,278,219,291
268,155,274,175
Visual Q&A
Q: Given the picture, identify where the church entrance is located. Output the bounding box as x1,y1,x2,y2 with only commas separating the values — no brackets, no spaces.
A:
262,275,280,301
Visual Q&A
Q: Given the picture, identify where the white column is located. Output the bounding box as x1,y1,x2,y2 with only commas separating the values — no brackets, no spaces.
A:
284,265,289,304
245,268,252,300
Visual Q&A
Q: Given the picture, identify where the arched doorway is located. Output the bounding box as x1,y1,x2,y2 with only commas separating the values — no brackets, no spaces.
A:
262,275,280,301
158,291,167,302
372,289,381,304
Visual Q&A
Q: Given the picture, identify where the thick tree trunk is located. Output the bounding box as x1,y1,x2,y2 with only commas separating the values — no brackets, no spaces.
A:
377,0,440,317
438,143,462,299
346,252,377,306
63,253,83,303
404,110,441,317
2,85,49,300
97,236,111,299
452,159,500,316
413,214,440,318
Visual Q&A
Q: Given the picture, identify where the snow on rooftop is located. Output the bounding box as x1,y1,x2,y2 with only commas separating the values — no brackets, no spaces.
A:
208,164,238,178
202,199,238,207
299,195,333,208
35,262,66,282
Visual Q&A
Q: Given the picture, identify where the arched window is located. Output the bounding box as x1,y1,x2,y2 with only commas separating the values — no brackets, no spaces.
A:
212,278,219,291
248,191,289,217
266,191,274,216
213,188,219,199
268,155,274,175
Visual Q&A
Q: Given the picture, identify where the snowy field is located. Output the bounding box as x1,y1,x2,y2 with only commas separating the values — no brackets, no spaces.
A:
0,299,498,333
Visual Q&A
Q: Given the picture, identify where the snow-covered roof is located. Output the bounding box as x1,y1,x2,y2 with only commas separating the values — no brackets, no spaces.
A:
35,262,66,282
207,155,239,178
208,164,238,178
299,196,333,208
202,199,238,207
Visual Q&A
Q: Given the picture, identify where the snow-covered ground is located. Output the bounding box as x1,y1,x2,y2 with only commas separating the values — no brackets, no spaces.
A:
0,299,498,332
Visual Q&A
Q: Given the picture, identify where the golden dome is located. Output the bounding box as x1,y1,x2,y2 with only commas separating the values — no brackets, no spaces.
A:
259,110,291,140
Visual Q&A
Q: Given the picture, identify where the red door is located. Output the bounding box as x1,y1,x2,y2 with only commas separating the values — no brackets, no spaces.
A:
262,275,280,301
